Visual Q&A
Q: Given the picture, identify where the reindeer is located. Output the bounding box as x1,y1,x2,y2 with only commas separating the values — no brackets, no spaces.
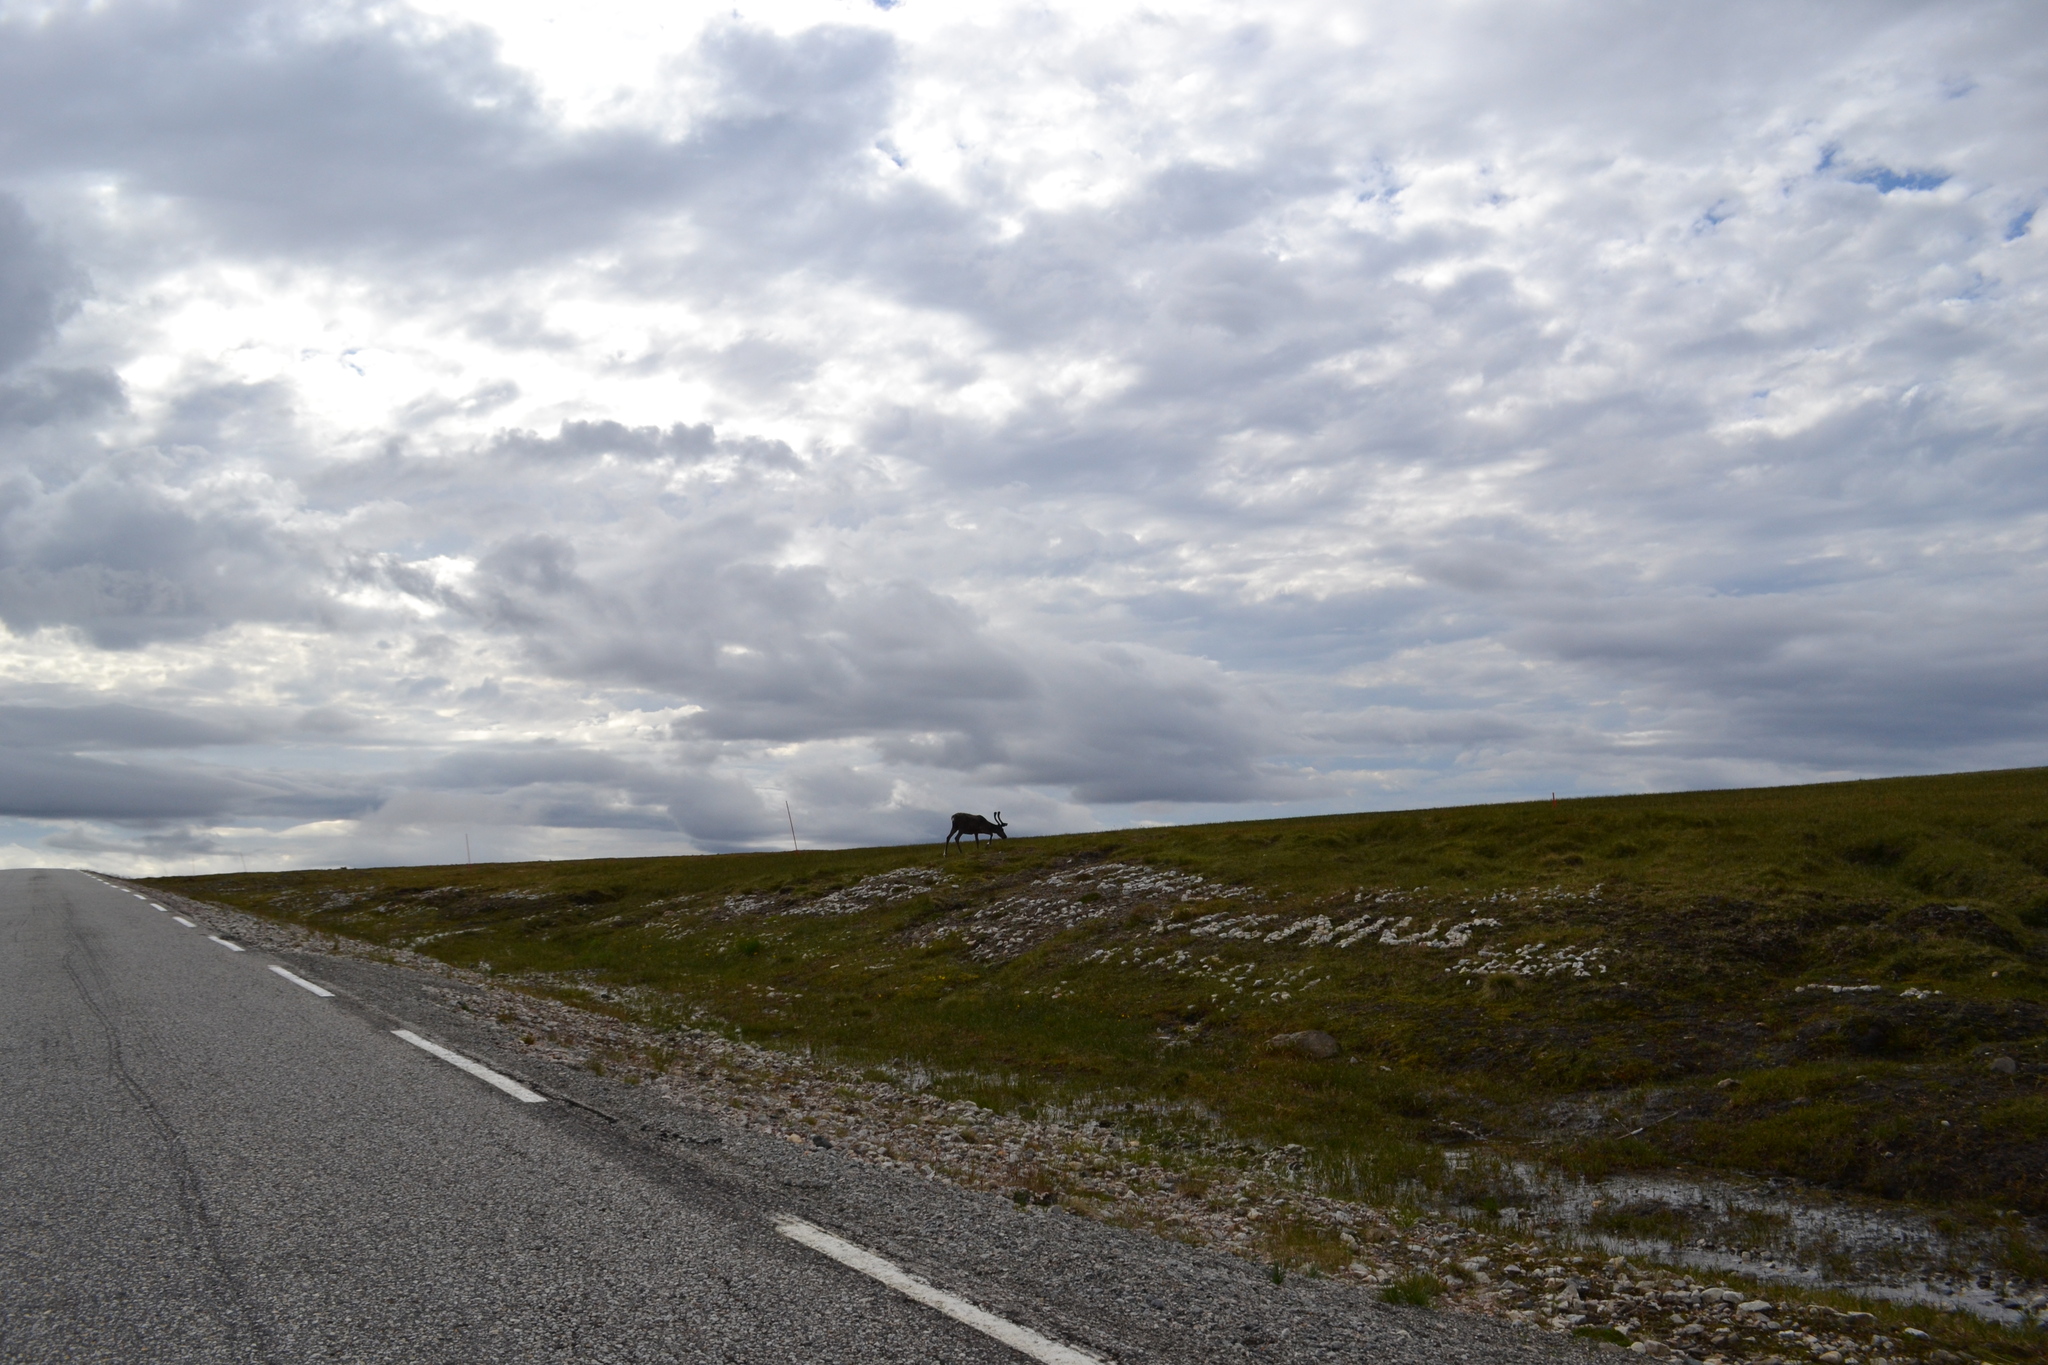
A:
945,811,1007,851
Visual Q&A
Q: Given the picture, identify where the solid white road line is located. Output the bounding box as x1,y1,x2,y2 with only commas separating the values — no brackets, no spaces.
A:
269,965,336,998
172,916,196,928
391,1030,546,1103
208,936,246,952
772,1216,1106,1365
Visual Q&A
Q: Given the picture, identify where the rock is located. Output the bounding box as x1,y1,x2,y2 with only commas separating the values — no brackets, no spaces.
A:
1902,1326,1931,1339
1715,1077,1741,1088
1843,1311,1874,1324
1817,1353,1843,1364
1736,1300,1771,1314
1629,1341,1671,1358
1267,1030,1340,1059
1990,1055,2018,1075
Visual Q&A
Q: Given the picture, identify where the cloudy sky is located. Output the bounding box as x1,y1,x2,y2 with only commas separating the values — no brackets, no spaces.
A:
1,0,2042,873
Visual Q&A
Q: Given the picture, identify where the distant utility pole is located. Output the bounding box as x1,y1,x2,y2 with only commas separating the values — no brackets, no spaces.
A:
785,802,799,853
465,834,472,865
239,854,248,874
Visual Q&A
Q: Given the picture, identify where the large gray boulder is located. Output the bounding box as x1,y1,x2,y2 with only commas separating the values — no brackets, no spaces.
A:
1267,1030,1340,1059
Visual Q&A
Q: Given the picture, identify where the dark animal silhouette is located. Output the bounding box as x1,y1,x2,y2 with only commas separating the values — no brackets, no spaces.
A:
945,811,1007,851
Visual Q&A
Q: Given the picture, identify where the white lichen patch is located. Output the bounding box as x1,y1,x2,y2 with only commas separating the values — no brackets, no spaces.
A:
912,862,1251,962
1041,862,1249,904
1145,885,1621,987
715,865,951,919
784,866,950,917
1450,941,1608,980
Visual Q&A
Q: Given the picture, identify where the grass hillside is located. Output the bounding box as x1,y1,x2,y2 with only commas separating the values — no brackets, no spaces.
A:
154,768,2048,1241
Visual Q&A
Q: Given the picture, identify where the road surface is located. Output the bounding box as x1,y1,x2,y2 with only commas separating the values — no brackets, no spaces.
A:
1,868,1585,1363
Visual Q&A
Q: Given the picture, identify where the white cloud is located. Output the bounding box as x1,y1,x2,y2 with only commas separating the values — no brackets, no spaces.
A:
0,0,2044,873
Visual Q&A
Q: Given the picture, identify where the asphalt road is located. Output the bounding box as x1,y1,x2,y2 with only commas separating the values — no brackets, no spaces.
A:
2,868,1588,1363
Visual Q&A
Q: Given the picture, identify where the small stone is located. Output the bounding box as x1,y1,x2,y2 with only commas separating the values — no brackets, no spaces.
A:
1902,1327,1931,1339
1818,1353,1843,1364
1990,1056,2018,1075
1843,1311,1874,1325
1715,1077,1741,1088
1266,1030,1341,1059
1736,1300,1771,1314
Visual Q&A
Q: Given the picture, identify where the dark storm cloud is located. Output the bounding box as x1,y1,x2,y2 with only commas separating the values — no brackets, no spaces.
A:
392,743,773,845
0,194,82,372
0,701,767,843
0,1,899,269
432,519,1283,804
0,703,253,750
44,825,227,857
0,367,124,429
874,643,1281,804
0,450,316,647
0,748,370,822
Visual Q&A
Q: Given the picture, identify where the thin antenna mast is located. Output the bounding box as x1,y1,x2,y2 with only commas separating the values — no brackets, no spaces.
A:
785,801,799,853
465,833,472,865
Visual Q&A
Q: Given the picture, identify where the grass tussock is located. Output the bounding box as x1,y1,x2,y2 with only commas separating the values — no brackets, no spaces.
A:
1379,1273,1444,1307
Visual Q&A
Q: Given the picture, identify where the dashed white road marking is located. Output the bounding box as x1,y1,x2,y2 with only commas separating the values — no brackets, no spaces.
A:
172,916,196,928
148,902,167,911
772,1216,1107,1365
269,965,335,997
208,935,246,952
391,1030,546,1103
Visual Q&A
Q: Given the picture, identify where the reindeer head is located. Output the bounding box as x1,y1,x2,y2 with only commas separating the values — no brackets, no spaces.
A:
993,811,1008,838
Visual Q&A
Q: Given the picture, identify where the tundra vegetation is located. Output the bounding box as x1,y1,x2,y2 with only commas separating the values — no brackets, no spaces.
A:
153,768,2048,1362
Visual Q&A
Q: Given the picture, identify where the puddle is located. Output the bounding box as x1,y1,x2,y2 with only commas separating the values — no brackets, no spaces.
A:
1453,1161,2047,1326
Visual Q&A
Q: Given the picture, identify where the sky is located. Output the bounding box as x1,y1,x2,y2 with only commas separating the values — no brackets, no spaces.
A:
0,0,2043,874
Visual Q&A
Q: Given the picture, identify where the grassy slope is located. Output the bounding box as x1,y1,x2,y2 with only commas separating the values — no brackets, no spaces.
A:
153,768,2048,1231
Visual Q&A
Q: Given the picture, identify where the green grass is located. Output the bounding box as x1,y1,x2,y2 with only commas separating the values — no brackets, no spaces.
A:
1379,1273,1443,1307
149,767,2048,1232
